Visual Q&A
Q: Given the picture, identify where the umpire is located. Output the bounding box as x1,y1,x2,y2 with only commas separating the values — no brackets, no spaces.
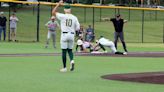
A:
110,14,128,53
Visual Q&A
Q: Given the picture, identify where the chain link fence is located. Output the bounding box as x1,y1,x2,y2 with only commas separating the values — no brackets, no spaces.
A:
0,1,164,43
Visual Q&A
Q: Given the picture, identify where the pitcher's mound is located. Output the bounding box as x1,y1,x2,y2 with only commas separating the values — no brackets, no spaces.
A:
101,72,164,84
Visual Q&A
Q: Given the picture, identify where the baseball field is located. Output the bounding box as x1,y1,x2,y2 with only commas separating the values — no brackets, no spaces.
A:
0,5,164,92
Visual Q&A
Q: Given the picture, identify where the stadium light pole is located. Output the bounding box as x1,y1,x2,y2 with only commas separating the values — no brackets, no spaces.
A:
36,1,40,42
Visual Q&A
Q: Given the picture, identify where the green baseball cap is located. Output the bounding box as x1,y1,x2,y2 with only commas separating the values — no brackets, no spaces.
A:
64,3,71,9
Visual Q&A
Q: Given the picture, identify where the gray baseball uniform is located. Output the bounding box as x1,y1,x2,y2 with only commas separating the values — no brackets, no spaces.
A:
45,18,59,48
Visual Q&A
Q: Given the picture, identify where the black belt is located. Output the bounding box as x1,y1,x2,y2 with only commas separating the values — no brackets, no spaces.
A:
63,32,68,33
63,32,74,34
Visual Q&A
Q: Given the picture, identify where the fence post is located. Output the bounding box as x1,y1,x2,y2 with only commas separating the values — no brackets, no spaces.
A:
93,7,95,30
114,8,116,16
155,10,157,21
8,3,11,41
84,7,86,23
36,2,40,42
99,8,102,22
51,5,53,16
128,9,130,21
163,13,164,43
118,8,120,14
141,10,145,43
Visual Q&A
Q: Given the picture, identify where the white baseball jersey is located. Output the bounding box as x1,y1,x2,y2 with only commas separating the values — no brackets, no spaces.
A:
56,13,80,33
83,41,90,49
98,37,117,53
56,12,80,49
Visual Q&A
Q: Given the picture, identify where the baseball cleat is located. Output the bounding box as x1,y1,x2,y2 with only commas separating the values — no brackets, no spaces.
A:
123,52,128,55
70,63,74,71
60,68,67,72
70,60,75,71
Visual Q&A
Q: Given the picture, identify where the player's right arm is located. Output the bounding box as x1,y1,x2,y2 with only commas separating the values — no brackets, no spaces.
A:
52,0,63,16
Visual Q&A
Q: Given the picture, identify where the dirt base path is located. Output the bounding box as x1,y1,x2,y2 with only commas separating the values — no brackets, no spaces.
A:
0,52,164,57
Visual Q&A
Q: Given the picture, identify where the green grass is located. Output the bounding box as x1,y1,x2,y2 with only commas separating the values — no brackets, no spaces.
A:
0,5,164,92
0,42,164,92
0,42,164,54
0,56,164,92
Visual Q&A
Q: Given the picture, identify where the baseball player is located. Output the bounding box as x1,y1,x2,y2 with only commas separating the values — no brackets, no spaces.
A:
45,16,59,48
93,36,127,55
76,38,93,52
52,0,80,72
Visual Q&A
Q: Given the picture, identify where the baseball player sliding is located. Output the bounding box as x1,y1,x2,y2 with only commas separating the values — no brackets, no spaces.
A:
52,0,80,72
76,38,93,52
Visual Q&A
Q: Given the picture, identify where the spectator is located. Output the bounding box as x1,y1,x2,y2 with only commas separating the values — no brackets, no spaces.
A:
0,12,7,41
78,25,85,38
85,25,94,42
9,13,19,42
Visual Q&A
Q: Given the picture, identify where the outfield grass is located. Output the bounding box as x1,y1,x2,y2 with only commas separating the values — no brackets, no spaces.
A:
0,42,164,54
0,5,164,92
0,56,164,92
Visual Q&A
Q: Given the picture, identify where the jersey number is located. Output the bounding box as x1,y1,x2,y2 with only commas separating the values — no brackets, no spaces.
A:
66,19,72,27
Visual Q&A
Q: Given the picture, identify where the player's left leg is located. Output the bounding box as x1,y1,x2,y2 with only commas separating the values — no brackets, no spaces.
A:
52,32,56,48
2,27,6,41
99,43,106,52
68,48,74,71
109,41,117,53
109,41,124,55
9,29,13,41
114,32,119,49
60,49,67,72
60,34,68,72
0,26,2,41
13,28,17,42
119,32,128,52
67,33,75,71
45,31,51,48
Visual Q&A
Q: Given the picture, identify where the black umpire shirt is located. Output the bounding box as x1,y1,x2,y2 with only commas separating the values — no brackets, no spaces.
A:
110,18,124,33
0,16,7,27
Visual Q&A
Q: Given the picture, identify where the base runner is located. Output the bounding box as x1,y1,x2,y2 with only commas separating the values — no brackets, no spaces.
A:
76,38,93,52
